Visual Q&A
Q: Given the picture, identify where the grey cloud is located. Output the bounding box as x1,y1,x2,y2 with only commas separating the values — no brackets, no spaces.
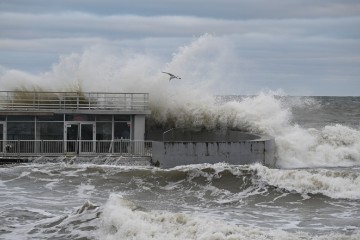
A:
1,0,360,19
1,12,359,40
0,0,359,95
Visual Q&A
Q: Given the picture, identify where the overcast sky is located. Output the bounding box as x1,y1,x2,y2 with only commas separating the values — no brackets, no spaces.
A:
0,0,359,95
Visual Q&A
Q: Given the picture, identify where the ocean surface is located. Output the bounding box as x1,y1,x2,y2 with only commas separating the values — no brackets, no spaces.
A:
1,95,360,240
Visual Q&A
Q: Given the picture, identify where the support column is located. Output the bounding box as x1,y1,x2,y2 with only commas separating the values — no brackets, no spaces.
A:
132,115,145,141
132,114,146,155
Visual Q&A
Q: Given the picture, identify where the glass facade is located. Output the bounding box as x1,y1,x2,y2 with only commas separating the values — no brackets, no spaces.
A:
96,115,112,121
7,115,34,121
7,122,35,140
65,114,95,121
37,115,64,121
3,114,131,141
36,122,63,140
114,122,130,139
96,122,112,140
114,115,130,121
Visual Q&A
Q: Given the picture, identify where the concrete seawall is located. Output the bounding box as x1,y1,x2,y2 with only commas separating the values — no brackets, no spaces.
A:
151,129,276,168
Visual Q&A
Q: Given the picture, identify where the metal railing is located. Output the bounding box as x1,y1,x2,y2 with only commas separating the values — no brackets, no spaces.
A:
0,140,152,157
0,91,150,112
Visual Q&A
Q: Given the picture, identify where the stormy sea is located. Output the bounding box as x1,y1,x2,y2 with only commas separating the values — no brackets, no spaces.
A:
1,95,360,240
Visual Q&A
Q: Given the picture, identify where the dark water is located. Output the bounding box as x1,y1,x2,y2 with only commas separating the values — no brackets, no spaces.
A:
1,96,360,240
289,96,360,129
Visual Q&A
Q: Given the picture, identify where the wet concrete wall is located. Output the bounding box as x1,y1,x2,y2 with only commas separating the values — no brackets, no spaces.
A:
152,134,276,168
163,129,260,142
147,128,260,142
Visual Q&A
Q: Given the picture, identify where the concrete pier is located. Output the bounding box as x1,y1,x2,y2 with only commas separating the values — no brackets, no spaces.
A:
151,129,276,168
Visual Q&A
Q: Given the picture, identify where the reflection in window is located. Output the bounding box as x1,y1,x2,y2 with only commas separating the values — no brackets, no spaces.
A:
114,122,130,139
65,114,95,121
7,116,35,121
37,114,64,121
36,122,63,140
96,122,112,140
7,122,35,140
96,115,112,121
96,122,112,153
114,115,130,121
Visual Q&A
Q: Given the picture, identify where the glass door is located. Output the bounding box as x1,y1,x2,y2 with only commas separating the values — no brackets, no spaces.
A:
80,123,95,153
66,124,79,153
0,122,4,154
65,122,95,154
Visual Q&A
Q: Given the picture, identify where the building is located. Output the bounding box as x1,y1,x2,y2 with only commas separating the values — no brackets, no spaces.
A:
0,91,151,156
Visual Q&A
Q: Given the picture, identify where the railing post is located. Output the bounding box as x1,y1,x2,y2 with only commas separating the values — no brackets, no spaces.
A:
76,140,79,155
111,140,114,154
17,140,20,157
1,141,3,157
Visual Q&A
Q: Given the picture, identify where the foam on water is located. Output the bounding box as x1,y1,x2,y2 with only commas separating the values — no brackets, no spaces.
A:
99,194,360,240
77,183,96,199
1,201,100,240
251,164,360,200
162,163,360,201
0,34,359,169
1,163,360,239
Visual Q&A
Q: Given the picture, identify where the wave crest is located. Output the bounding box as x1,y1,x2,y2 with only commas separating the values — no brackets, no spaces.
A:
251,164,360,200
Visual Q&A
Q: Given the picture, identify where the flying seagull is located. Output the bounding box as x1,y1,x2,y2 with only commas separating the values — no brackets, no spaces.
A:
162,72,181,81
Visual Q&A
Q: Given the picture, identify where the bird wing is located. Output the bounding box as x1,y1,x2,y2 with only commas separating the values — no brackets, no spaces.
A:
162,72,175,77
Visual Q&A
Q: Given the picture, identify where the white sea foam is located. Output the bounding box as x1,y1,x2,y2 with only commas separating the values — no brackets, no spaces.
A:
44,181,58,190
77,183,95,199
251,164,360,200
99,194,360,240
1,34,359,168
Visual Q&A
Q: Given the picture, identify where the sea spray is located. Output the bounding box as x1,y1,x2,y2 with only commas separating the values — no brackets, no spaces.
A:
0,35,359,168
275,124,360,168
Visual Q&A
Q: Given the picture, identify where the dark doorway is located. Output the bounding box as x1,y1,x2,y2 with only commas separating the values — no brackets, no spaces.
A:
80,123,94,153
66,124,79,153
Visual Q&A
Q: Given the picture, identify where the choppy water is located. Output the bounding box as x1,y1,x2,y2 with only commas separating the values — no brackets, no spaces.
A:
1,96,360,240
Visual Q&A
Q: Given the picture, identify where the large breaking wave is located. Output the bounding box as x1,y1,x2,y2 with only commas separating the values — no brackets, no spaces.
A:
98,193,359,240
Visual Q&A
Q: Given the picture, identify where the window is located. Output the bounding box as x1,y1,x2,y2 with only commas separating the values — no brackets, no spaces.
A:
114,122,130,139
7,122,35,140
36,122,63,140
114,115,130,121
7,115,35,121
96,122,112,140
96,115,112,121
37,114,64,121
66,114,95,121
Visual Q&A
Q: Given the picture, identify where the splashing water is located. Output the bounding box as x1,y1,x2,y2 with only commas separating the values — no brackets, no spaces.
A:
0,35,359,169
98,193,360,240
